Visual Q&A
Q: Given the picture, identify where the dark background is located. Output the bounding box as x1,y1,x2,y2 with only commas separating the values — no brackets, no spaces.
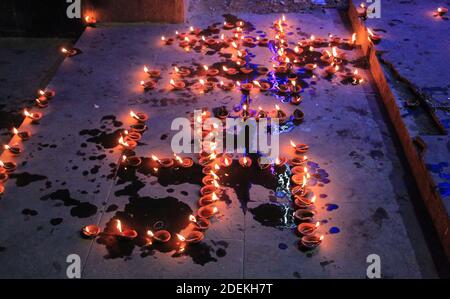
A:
0,0,84,37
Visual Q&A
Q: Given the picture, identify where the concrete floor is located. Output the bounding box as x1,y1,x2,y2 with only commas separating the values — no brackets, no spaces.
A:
0,9,445,278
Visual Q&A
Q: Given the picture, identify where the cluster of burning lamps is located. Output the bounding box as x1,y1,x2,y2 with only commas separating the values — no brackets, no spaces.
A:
0,89,54,196
288,140,324,249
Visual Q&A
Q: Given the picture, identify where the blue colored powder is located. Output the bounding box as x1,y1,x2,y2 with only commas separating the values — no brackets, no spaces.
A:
278,243,288,250
329,227,340,234
326,203,339,211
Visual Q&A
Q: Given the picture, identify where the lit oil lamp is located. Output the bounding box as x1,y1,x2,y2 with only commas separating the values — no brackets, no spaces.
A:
435,7,448,17
12,127,30,141
0,160,16,172
118,136,136,150
320,50,334,64
199,192,220,206
256,66,269,75
367,28,381,43
190,215,210,230
295,194,316,209
174,66,191,77
240,67,253,75
198,205,219,218
293,209,316,222
130,123,147,133
325,64,339,75
277,84,289,94
298,221,320,236
184,231,205,243
174,155,194,168
223,21,235,30
35,97,48,108
290,140,309,154
23,109,42,123
81,224,101,238
84,15,97,26
4,144,21,156
124,130,142,142
258,38,269,47
218,81,235,91
291,173,307,186
290,81,302,93
300,234,324,249
200,184,218,196
148,230,171,243
310,35,324,46
143,66,161,78
271,105,287,123
202,174,216,186
205,37,217,46
38,89,55,99
219,154,233,167
291,156,308,166
170,79,186,90
116,220,138,240
129,110,148,123
328,34,341,44
291,165,308,175
222,66,238,76
122,155,142,167
350,33,357,47
252,80,271,92
256,107,268,120
61,47,78,57
205,66,219,77
151,155,174,168
274,157,287,167
140,80,156,90
240,82,253,93
291,95,303,105
239,156,252,168
293,109,305,124
161,36,174,45
274,64,288,74
189,26,202,36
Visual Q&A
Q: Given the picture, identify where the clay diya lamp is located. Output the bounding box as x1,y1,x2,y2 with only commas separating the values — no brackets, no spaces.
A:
84,15,97,27
320,52,334,64
218,81,235,92
298,222,320,236
199,156,215,167
293,109,305,124
152,155,174,168
198,192,219,206
124,131,142,142
257,157,271,170
325,64,339,76
161,36,174,45
0,161,16,172
258,38,269,47
150,230,172,243
129,111,148,123
130,123,147,133
205,38,217,46
206,68,220,77
291,174,307,186
367,29,381,43
275,65,288,74
200,184,217,196
143,66,161,78
185,231,204,244
329,35,341,45
222,66,238,76
174,67,191,77
38,89,55,99
81,224,101,238
290,140,309,154
239,156,252,168
293,209,316,222
175,156,194,168
202,174,216,186
118,136,137,150
4,144,21,156
212,153,231,167
240,82,254,93
0,184,4,196
124,155,142,167
291,165,308,175
12,127,30,141
287,73,298,82
290,83,302,94
300,235,323,249
240,67,253,75
140,80,156,90
190,215,210,230
170,79,186,90
116,220,138,241
277,84,290,94
259,82,272,92
223,21,235,30
256,107,268,121
304,63,317,72
24,109,42,123
271,105,287,123
35,97,49,108
274,157,287,167
290,95,303,105
61,47,78,57
216,106,230,120
204,81,216,91
311,36,325,46
435,7,448,17
189,26,202,36
198,205,218,218
295,194,316,209
291,156,308,166
256,66,269,75
243,37,255,46
240,105,251,119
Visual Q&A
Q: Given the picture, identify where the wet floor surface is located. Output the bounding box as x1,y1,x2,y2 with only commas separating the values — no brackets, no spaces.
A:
0,10,443,278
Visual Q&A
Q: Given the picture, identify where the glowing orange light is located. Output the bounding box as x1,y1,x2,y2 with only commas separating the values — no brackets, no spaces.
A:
116,220,122,233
